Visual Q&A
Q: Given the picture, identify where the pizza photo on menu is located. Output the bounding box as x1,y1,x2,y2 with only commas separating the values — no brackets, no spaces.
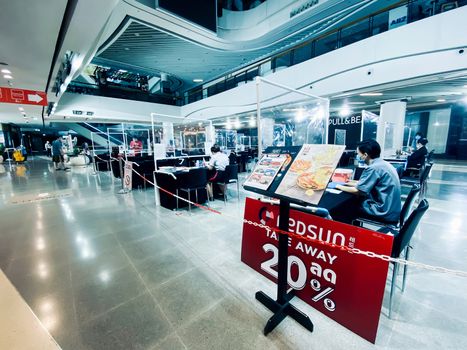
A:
275,144,345,204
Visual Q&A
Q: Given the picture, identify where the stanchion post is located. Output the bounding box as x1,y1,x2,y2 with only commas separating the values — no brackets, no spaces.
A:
255,199,314,336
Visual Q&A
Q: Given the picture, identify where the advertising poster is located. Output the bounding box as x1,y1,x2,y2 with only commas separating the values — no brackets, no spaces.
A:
241,198,393,343
244,154,289,190
275,144,345,204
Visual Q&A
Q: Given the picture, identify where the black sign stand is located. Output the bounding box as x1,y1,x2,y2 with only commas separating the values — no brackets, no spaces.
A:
255,199,314,335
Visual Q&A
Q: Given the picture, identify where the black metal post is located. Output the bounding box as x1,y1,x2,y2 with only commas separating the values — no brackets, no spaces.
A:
255,199,314,336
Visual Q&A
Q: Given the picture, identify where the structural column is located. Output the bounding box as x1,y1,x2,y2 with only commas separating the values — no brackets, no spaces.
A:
377,101,407,157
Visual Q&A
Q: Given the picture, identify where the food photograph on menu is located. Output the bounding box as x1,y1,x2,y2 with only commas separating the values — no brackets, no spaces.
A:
244,154,288,190
275,144,345,204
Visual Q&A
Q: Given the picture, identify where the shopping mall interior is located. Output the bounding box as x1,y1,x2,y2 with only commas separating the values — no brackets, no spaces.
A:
1,1,467,349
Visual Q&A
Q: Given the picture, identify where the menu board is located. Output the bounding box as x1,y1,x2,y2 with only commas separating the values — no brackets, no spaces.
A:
275,144,345,205
243,154,289,190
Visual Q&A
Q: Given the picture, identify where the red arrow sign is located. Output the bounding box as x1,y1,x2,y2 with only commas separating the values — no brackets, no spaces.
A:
0,87,48,106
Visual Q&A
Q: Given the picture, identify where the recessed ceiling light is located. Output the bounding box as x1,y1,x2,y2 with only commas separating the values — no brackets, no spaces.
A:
193,78,203,83
1,69,11,74
124,47,130,51
3,74,13,79
134,33,140,37
359,92,383,96
436,99,446,102
347,101,365,105
339,106,351,117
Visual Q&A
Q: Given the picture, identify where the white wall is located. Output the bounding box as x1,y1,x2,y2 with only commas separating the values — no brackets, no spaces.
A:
427,108,452,153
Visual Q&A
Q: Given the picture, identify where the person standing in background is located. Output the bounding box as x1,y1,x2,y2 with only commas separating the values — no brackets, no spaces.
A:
45,141,52,157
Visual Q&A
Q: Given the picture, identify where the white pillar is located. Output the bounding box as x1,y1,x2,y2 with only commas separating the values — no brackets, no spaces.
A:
162,122,174,146
377,101,406,157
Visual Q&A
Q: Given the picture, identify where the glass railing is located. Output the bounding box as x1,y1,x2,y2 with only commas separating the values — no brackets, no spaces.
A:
65,81,179,106
183,0,466,105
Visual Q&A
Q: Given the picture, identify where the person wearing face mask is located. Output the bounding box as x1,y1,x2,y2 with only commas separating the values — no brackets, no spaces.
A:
336,139,401,224
411,132,423,152
405,138,428,171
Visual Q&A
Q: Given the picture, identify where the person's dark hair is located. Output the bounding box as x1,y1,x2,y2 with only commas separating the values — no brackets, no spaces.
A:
357,139,381,159
415,132,423,137
417,138,428,146
211,144,220,153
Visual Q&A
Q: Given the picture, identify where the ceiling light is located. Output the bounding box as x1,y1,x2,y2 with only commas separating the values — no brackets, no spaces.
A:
359,92,383,96
3,74,13,79
436,99,446,102
249,117,256,127
193,78,204,83
339,106,351,117
124,47,130,51
235,119,241,128
18,107,24,111
1,69,11,74
295,109,306,122
284,108,305,112
347,101,365,105
463,85,467,88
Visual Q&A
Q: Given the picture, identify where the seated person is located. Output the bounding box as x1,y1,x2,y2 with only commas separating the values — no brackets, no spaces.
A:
410,132,423,152
405,138,428,172
206,145,229,198
336,139,401,225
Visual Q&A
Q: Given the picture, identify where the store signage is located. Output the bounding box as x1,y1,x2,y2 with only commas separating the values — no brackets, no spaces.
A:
388,5,408,30
290,0,319,18
241,198,393,343
0,87,48,106
329,115,361,126
123,161,133,191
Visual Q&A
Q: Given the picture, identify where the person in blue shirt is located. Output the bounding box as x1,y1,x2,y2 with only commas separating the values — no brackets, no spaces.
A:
52,137,68,170
337,139,402,224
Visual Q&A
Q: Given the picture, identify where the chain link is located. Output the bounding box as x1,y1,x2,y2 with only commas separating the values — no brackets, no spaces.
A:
121,161,467,279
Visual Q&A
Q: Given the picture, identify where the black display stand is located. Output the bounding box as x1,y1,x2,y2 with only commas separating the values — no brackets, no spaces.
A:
255,199,314,335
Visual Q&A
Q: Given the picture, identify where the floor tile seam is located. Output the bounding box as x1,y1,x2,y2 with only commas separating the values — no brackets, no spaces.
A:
148,266,198,292
114,238,182,337
76,290,148,327
147,330,188,350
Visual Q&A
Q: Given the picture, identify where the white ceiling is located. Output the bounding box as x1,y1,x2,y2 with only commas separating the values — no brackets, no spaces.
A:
0,0,67,126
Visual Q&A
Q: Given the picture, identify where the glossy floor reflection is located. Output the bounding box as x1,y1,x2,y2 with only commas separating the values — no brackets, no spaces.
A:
0,157,466,349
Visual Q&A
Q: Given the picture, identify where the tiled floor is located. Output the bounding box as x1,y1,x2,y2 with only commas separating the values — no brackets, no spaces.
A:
0,158,466,349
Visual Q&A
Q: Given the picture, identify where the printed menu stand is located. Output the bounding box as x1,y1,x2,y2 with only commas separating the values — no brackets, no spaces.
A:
243,145,344,336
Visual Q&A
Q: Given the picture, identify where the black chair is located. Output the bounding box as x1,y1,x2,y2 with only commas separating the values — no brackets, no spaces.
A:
215,164,239,203
355,183,421,230
426,149,435,163
379,199,429,318
401,162,433,200
176,168,209,212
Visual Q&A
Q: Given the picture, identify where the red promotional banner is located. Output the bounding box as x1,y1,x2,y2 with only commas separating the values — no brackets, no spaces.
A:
241,198,393,343
0,87,48,106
